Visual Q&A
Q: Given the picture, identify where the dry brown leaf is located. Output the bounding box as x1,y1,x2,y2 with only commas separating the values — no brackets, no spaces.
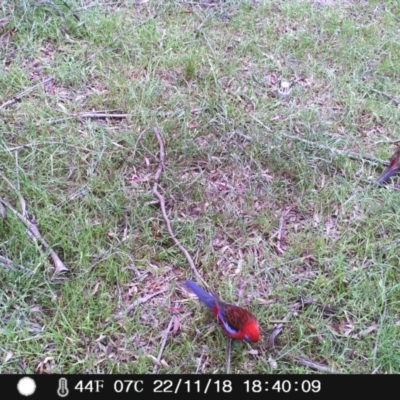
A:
268,355,278,369
5,351,13,362
188,122,200,129
88,282,100,298
148,355,161,366
160,359,170,368
37,357,55,373
0,18,9,28
313,212,321,227
57,103,68,114
337,319,355,337
352,325,377,339
126,283,137,300
359,325,377,336
172,315,180,334
51,250,68,274
0,202,5,218
95,334,106,342
0,28,16,45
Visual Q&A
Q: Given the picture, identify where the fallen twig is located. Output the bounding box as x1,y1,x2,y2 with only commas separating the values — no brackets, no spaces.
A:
72,112,129,119
0,76,54,110
250,115,387,167
0,173,26,216
299,294,340,317
53,185,90,209
60,0,80,21
276,208,290,254
0,198,68,274
44,111,130,125
153,307,176,374
0,142,83,152
131,128,148,161
195,350,205,374
226,338,232,374
228,131,252,142
116,289,167,318
372,300,387,373
0,345,26,371
195,13,211,37
0,255,32,274
267,302,302,349
268,295,339,349
284,355,334,373
151,127,208,287
267,298,340,373
369,88,400,106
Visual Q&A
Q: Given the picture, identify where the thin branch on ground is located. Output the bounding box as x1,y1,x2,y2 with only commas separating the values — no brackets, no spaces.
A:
372,300,387,373
0,142,84,152
151,127,208,287
369,88,400,106
0,198,68,274
250,115,387,167
153,309,175,374
228,131,252,141
268,298,339,373
195,13,211,36
0,345,26,371
0,172,26,216
286,355,334,373
0,255,31,274
60,0,81,21
374,139,400,145
15,151,20,193
131,128,148,161
267,304,298,350
44,112,130,125
268,296,339,349
226,338,232,374
53,185,90,209
73,112,130,119
0,76,54,110
299,294,340,317
195,350,204,374
116,289,167,318
276,208,290,255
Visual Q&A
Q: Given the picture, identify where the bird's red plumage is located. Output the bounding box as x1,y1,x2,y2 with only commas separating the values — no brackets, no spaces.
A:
186,280,260,343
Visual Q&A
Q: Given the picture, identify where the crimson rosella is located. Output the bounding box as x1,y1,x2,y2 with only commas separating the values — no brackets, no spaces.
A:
376,146,400,185
186,280,260,342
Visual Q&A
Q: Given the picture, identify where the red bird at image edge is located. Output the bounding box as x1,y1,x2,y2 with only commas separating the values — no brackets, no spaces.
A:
376,146,400,185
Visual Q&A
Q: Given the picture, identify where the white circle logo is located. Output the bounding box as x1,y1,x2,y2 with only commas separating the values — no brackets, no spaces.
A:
17,377,36,396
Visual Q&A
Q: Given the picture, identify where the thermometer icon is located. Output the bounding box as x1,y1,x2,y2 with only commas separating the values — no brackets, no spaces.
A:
57,378,69,397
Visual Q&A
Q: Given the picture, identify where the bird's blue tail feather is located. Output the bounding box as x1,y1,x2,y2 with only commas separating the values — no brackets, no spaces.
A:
186,280,216,310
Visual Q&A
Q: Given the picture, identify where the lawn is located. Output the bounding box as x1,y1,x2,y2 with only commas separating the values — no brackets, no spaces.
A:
1,0,399,374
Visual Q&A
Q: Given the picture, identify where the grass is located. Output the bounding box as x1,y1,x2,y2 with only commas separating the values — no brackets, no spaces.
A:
0,0,400,374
